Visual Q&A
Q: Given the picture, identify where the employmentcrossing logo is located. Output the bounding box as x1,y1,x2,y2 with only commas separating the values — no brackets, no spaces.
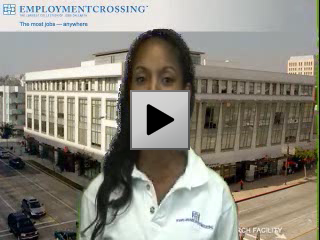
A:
2,4,148,17
176,211,214,230
3,4,16,15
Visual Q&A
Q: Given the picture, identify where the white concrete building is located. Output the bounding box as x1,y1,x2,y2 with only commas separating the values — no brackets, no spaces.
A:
287,55,317,76
24,50,316,181
0,85,25,132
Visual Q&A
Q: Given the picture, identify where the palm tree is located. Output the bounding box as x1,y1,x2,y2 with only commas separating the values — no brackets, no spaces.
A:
0,123,15,148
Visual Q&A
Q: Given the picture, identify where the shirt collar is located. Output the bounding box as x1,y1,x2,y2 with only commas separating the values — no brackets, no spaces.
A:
131,148,209,190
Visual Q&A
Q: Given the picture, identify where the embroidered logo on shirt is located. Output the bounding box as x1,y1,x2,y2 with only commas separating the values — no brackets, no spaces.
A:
176,211,213,230
192,211,200,222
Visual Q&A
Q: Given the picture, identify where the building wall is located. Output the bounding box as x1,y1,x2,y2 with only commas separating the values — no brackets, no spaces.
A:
287,55,316,76
0,86,25,128
24,58,316,168
24,76,121,159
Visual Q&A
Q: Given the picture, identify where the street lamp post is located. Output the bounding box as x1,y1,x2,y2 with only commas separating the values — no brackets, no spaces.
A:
285,145,289,185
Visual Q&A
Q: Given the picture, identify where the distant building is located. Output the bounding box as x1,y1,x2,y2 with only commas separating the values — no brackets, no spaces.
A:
287,55,317,76
24,49,316,182
0,85,25,134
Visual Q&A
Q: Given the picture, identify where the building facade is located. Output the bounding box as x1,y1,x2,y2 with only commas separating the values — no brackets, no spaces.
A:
24,50,316,181
287,55,317,76
0,85,25,133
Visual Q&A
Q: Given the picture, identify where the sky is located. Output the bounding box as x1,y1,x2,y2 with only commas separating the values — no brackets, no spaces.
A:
0,1,317,76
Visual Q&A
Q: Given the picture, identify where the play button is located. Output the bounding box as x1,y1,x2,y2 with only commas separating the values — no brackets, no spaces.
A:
147,104,174,135
131,90,190,150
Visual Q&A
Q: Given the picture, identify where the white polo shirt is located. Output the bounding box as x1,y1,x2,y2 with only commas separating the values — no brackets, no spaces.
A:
79,148,239,240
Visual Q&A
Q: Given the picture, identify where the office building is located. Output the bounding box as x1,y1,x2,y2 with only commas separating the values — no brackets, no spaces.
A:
24,50,316,181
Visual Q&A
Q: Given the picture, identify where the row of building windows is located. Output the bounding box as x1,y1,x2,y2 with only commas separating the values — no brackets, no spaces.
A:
288,72,314,76
26,78,119,92
288,67,313,72
198,79,313,96
27,97,118,151
288,61,313,67
27,96,117,120
190,102,314,152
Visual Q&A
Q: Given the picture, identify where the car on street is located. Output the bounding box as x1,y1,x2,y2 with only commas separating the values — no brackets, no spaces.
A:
21,197,46,218
9,157,25,169
7,212,39,240
0,150,11,159
54,231,77,240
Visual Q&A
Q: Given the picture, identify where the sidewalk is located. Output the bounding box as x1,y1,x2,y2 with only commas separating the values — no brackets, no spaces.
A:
2,138,317,202
0,139,91,189
231,168,317,202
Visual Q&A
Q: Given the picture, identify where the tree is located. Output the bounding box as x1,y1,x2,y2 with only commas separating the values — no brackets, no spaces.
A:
0,123,15,148
294,147,316,179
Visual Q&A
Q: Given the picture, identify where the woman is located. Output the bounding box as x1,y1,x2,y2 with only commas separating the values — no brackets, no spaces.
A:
79,29,239,240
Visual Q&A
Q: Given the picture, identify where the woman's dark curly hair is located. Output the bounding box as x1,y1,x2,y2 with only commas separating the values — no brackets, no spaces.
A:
82,29,196,239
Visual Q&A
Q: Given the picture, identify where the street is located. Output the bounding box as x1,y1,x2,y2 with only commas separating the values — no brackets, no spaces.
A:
0,141,318,240
0,148,81,239
238,181,317,240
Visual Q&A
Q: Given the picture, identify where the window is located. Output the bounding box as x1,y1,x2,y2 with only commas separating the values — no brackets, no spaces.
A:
27,113,32,129
91,99,101,148
265,83,270,95
294,85,299,95
280,84,284,95
27,83,32,91
61,81,65,91
256,103,272,147
105,78,117,92
256,83,262,94
271,103,285,145
98,79,103,91
191,55,201,65
301,85,313,96
272,83,277,95
106,100,117,120
34,96,39,131
72,80,77,91
27,96,32,109
67,80,72,91
202,103,220,152
249,82,254,94
190,103,198,149
67,98,75,142
49,97,54,136
285,84,291,95
300,103,313,141
105,127,117,151
285,103,299,143
231,81,237,94
85,80,89,91
57,97,64,138
201,79,207,93
212,80,219,94
79,98,88,145
91,79,95,91
239,103,256,149
41,96,46,133
239,82,245,94
221,102,239,150
220,80,227,94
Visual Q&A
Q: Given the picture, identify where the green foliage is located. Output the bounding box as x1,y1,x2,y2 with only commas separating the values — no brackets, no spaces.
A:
294,147,317,162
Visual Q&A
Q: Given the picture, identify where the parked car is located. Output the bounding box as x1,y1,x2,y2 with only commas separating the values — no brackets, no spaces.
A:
0,150,11,159
7,212,39,240
21,197,46,218
54,231,77,240
9,157,25,169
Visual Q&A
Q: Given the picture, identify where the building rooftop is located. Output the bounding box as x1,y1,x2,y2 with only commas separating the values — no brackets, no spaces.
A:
288,55,315,61
93,49,205,57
